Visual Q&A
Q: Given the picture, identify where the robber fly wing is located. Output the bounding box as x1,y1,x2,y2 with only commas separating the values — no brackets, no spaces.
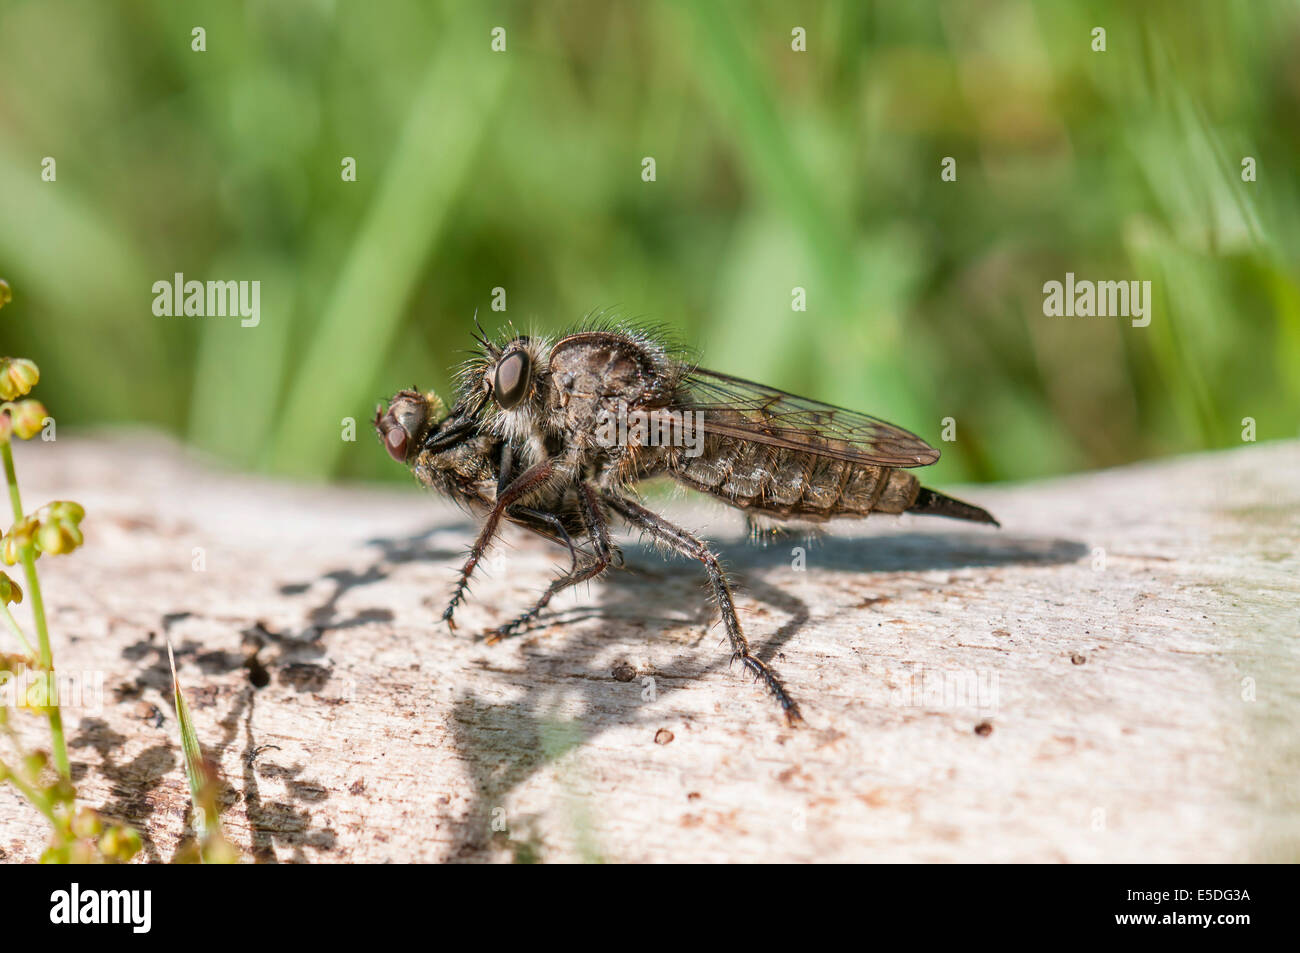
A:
672,367,940,468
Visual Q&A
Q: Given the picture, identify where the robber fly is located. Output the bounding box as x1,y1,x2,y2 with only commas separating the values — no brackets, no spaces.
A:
375,322,997,725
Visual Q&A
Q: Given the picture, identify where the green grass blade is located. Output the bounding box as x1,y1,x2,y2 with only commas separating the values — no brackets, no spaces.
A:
167,640,208,831
266,16,512,477
167,639,237,862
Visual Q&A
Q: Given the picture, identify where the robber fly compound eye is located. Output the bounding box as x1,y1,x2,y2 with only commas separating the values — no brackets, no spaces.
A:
492,349,531,410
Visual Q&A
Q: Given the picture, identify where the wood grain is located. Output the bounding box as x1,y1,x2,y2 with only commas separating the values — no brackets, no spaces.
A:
1,434,1296,863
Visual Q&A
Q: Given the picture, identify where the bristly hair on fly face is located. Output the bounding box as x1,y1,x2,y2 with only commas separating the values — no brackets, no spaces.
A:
454,316,549,445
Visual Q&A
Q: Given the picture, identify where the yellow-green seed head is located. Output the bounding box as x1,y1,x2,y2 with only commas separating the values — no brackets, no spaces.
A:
37,520,83,555
71,808,103,840
0,358,39,400
0,570,21,604
9,399,47,439
47,501,85,525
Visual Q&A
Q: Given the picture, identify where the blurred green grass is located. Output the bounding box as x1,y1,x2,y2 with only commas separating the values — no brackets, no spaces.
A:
1,0,1297,484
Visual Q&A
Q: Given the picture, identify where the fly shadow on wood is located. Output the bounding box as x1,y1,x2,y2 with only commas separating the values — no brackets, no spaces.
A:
430,520,1086,861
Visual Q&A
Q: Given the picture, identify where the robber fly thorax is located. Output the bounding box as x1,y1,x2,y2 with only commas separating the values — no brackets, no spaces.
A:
377,320,998,725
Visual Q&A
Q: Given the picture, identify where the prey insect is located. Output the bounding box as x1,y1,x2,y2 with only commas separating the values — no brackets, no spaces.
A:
375,322,997,725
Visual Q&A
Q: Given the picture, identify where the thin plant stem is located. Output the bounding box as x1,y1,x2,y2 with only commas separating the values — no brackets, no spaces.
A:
0,757,55,823
1,603,35,657
0,442,69,779
0,722,57,823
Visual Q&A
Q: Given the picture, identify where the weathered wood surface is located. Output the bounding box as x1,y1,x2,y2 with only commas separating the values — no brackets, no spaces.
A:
0,434,1296,863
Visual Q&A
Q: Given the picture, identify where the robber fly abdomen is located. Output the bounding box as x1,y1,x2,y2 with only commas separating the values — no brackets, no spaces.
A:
668,434,921,521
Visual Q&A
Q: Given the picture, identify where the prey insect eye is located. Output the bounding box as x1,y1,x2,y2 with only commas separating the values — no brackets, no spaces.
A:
375,390,432,463
493,350,531,410
379,418,408,462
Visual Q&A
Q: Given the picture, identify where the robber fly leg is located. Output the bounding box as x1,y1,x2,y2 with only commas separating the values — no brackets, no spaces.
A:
442,459,554,629
486,484,613,644
602,492,802,725
508,505,581,575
